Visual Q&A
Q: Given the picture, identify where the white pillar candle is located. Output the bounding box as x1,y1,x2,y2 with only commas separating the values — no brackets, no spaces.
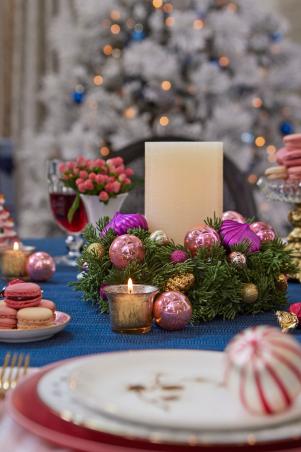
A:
145,142,223,244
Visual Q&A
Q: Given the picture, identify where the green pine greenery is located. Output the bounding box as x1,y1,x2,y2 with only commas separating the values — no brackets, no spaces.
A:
72,217,296,323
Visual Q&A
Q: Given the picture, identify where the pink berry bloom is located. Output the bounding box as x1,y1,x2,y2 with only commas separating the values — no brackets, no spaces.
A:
125,168,134,176
123,178,132,185
84,180,94,191
94,159,105,168
75,178,84,186
63,174,69,180
108,157,123,166
76,156,86,166
115,166,125,175
66,161,75,170
118,174,126,182
89,172,97,180
96,174,106,184
105,183,114,193
79,170,88,179
111,181,121,193
73,167,79,175
99,191,109,202
78,183,86,193
58,163,66,173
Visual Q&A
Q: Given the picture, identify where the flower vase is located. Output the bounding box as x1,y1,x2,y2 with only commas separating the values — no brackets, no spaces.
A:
80,193,128,228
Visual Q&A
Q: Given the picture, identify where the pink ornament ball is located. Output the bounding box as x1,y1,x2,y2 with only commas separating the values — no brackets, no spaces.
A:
222,211,245,223
225,326,301,415
170,250,188,263
27,252,56,281
256,228,276,243
250,221,274,234
153,291,192,331
109,234,145,269
184,226,220,256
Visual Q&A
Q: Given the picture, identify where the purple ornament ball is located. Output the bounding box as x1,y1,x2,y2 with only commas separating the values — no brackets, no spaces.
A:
184,226,220,256
220,220,261,253
99,283,108,300
27,252,56,281
109,234,145,269
170,250,189,263
102,212,148,236
222,211,245,223
153,291,192,331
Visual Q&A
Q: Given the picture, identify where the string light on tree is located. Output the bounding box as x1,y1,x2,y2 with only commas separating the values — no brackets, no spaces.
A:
103,44,113,56
161,80,172,91
279,121,295,135
193,19,204,29
255,136,266,147
100,146,110,157
165,16,175,27
248,174,258,184
241,132,254,144
110,10,121,20
252,97,263,108
111,24,121,34
227,2,238,12
152,0,163,8
159,115,169,126
163,3,173,13
71,84,86,104
131,24,145,41
219,56,230,67
93,75,103,86
124,106,137,119
267,145,276,154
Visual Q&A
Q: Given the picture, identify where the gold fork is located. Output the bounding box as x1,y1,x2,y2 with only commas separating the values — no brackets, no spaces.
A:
0,352,30,400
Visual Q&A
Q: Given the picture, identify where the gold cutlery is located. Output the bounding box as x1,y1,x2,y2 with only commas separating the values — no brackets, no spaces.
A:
0,352,30,399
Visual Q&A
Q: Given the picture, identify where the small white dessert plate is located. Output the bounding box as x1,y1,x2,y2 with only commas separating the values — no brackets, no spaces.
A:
68,350,301,432
0,311,70,343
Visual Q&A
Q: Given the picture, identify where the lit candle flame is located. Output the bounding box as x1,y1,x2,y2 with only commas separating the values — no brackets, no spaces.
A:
128,278,133,294
13,241,20,251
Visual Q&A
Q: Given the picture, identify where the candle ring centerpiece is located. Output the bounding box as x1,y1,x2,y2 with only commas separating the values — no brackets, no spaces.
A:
104,279,159,334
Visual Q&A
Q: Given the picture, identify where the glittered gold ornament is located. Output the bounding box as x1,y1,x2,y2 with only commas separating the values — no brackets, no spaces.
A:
165,273,195,292
87,243,105,258
149,230,169,245
276,274,288,291
242,283,258,303
276,311,299,333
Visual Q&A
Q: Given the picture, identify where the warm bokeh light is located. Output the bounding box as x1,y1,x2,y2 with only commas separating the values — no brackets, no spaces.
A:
126,18,135,29
103,44,113,56
268,154,277,162
163,3,173,13
252,97,263,108
93,75,103,86
111,24,121,34
219,56,230,67
13,241,20,251
267,145,276,154
161,80,172,91
159,115,169,126
247,174,258,184
193,19,204,30
152,0,163,7
100,146,110,156
124,106,137,119
227,2,238,12
255,136,266,147
110,10,121,20
165,16,175,27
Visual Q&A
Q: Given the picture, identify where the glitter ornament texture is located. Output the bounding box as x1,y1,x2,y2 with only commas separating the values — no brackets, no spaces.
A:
222,211,245,223
225,326,301,415
276,274,288,291
149,230,169,245
255,228,276,243
220,220,261,253
250,221,274,234
276,310,299,332
241,283,258,303
228,251,246,267
184,226,220,256
102,212,148,236
170,250,188,263
153,291,192,331
87,243,105,258
26,252,56,281
109,234,145,269
165,273,195,293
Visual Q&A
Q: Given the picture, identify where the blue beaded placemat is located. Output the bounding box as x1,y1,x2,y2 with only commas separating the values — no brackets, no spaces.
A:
0,238,300,367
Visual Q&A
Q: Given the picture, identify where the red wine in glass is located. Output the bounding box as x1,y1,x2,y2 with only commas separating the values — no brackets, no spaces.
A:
50,193,88,233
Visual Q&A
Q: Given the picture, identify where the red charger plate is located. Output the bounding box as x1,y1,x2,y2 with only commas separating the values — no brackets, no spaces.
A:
6,359,301,452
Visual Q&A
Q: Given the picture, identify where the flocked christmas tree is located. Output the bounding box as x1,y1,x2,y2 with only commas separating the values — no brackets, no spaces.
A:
20,0,301,236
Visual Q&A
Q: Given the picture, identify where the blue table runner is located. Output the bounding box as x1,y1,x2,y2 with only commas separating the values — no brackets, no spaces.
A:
0,238,300,367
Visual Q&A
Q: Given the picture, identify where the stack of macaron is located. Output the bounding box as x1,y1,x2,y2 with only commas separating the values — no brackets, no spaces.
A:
265,133,301,181
0,280,56,330
0,194,18,249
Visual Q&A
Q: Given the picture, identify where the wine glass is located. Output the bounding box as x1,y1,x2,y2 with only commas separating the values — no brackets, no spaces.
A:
47,159,88,266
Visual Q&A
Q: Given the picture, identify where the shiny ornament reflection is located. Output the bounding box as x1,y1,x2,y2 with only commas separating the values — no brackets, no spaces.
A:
153,291,192,330
27,252,56,281
109,234,145,269
184,226,220,256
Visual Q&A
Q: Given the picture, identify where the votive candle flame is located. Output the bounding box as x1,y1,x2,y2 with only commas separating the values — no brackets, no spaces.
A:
2,241,27,279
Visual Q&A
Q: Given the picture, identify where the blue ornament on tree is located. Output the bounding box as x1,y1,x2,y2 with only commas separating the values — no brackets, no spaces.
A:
71,85,86,104
271,31,283,42
279,121,295,135
131,30,145,41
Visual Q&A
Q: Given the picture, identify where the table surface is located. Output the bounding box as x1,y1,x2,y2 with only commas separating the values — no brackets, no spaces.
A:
1,237,301,367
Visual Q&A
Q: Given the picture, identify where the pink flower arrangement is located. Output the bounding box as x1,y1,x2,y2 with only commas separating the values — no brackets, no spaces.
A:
59,156,134,203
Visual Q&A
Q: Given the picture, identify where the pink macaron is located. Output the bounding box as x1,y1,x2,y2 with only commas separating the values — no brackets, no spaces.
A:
284,133,301,148
0,305,17,329
4,282,42,309
39,299,56,318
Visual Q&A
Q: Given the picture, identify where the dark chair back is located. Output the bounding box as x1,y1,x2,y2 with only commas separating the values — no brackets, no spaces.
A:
112,137,257,219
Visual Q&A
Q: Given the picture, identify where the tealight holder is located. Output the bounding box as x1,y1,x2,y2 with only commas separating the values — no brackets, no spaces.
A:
104,281,158,334
1,242,27,279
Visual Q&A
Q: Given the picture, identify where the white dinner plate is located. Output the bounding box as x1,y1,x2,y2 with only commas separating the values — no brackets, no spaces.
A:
67,350,301,432
37,352,301,447
0,311,70,343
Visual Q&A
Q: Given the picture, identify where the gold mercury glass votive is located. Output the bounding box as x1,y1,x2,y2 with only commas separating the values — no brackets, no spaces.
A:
104,280,158,334
1,242,28,279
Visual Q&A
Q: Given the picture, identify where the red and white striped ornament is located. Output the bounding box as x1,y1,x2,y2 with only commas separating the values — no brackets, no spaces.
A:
225,326,301,415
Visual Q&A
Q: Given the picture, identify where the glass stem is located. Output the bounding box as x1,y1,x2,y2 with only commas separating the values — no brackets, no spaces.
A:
65,234,84,261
